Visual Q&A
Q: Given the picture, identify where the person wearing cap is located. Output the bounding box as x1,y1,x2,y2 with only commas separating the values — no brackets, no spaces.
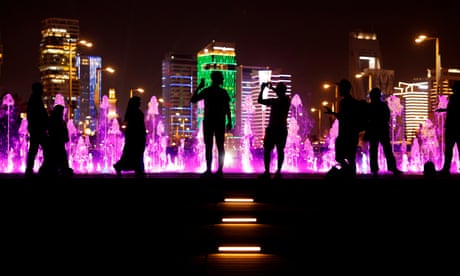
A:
257,82,291,179
435,80,460,176
324,79,363,177
365,87,402,177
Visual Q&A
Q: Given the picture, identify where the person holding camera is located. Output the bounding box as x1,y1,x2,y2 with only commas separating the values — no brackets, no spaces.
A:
257,82,291,179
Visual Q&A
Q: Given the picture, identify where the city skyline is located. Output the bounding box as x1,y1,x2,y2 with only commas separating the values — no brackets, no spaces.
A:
1,0,459,116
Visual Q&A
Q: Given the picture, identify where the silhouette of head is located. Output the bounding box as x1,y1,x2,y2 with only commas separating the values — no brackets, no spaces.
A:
273,82,287,96
32,82,44,95
211,71,224,86
336,79,352,97
452,80,460,94
52,104,64,118
128,96,141,109
369,87,382,101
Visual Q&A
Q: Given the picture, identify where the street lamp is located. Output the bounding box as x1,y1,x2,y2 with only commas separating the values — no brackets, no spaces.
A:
310,107,322,139
67,37,92,121
355,71,372,94
415,34,441,95
322,82,338,112
129,88,144,98
95,66,115,109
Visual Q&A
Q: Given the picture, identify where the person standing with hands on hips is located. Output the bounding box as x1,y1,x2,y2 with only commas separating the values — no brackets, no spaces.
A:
190,70,232,178
258,82,291,180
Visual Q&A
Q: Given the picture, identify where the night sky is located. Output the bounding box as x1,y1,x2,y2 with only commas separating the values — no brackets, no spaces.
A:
1,0,459,117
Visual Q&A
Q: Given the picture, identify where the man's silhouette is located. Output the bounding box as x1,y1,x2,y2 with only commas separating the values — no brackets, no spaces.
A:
324,79,362,177
365,87,402,177
257,82,291,179
436,80,460,176
190,71,232,178
25,82,49,177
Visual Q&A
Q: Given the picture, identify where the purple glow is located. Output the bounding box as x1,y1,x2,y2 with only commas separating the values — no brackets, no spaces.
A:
0,93,457,175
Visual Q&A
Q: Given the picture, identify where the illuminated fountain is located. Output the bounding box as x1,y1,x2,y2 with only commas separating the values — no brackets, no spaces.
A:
0,92,456,175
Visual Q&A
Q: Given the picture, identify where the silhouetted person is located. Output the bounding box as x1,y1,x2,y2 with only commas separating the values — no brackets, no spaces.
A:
41,104,73,177
324,79,362,177
257,82,291,179
114,96,147,177
435,80,460,176
25,82,49,177
365,87,402,177
190,70,232,178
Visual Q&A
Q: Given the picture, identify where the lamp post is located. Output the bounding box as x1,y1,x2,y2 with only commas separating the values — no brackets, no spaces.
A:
322,82,338,113
310,108,322,139
95,66,115,109
415,34,441,95
355,72,372,94
67,37,92,121
130,88,144,98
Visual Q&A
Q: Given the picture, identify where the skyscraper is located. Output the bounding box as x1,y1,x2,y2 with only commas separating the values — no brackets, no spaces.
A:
39,17,80,120
161,52,197,144
348,31,394,100
78,55,102,134
196,41,237,131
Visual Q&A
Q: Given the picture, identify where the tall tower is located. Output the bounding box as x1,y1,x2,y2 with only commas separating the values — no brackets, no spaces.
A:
161,52,197,144
196,41,237,131
39,18,80,120
348,31,394,100
78,55,102,133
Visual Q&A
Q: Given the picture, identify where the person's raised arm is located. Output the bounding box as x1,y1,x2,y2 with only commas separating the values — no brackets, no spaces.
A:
258,82,269,105
190,78,205,103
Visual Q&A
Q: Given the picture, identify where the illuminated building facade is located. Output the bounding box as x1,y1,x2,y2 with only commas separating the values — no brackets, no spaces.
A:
196,41,237,131
39,18,80,117
107,88,118,120
349,31,395,100
78,55,102,134
161,52,197,144
394,81,430,143
235,66,292,147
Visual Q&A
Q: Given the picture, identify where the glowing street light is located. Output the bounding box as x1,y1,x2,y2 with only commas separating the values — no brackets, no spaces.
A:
322,82,338,112
415,34,441,95
310,107,322,139
95,66,115,110
355,71,372,93
129,88,144,98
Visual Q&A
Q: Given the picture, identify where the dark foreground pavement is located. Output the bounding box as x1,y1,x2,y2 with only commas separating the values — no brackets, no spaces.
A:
1,172,459,275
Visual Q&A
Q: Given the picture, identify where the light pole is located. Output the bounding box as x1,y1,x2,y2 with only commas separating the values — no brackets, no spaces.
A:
355,72,372,94
415,34,441,95
310,108,322,139
129,88,144,98
95,66,115,109
67,37,92,121
322,82,338,113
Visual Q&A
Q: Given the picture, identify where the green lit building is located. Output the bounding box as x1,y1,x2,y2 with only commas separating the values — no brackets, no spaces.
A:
196,41,237,130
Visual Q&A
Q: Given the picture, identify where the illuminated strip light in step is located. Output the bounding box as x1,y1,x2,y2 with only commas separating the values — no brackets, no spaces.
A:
224,198,254,202
218,246,262,252
222,218,257,223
